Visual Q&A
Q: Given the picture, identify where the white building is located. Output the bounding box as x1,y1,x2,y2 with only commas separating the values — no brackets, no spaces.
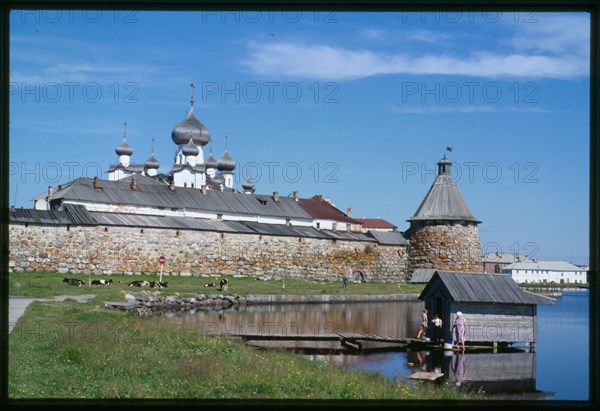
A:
107,83,236,191
501,260,588,284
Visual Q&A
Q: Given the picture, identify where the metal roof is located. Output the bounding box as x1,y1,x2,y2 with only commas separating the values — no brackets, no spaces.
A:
503,260,585,272
355,218,397,229
367,230,408,245
408,173,480,223
9,208,387,244
418,271,555,305
298,195,359,224
46,176,313,221
409,268,437,283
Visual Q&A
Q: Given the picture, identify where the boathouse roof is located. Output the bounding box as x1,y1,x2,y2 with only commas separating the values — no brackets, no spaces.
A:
419,271,555,305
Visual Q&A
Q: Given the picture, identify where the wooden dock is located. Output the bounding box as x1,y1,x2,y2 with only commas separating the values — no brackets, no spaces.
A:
224,332,462,353
220,331,527,353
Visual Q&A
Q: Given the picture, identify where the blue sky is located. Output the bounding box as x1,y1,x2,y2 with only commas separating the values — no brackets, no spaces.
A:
9,10,590,265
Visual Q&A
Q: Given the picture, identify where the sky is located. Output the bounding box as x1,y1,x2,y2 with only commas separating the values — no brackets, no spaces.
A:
8,10,590,265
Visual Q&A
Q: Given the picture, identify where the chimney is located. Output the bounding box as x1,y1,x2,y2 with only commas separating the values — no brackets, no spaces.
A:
293,191,298,201
273,191,279,202
47,186,53,210
347,206,352,217
93,176,99,189
316,194,323,202
325,197,331,204
201,184,207,195
169,181,175,191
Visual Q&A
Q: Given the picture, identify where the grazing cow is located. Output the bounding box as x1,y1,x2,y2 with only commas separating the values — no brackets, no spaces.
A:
149,281,169,289
91,279,113,286
128,280,150,287
219,278,228,292
63,277,84,287
204,282,216,288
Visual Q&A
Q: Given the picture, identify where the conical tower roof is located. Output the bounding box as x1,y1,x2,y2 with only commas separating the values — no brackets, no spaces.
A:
408,155,480,224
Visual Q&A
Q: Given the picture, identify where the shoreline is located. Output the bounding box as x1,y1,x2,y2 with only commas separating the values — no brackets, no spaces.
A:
103,292,422,316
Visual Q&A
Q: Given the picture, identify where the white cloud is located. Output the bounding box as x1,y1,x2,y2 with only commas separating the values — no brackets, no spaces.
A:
242,14,589,81
242,41,586,80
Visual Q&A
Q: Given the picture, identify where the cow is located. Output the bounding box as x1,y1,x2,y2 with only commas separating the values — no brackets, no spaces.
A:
204,282,217,288
219,278,228,292
149,281,168,289
91,279,113,286
128,280,150,287
63,278,84,287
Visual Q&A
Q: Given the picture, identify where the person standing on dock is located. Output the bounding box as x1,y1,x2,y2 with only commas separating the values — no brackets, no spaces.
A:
452,311,467,350
432,313,442,345
417,309,428,340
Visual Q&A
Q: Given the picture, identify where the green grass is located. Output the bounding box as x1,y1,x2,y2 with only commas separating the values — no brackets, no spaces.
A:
9,272,424,299
9,299,482,400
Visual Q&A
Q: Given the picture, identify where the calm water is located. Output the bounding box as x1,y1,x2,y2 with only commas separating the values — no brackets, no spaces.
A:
164,289,589,400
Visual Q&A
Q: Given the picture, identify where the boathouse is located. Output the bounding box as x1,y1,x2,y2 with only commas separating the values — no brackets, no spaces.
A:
419,271,555,347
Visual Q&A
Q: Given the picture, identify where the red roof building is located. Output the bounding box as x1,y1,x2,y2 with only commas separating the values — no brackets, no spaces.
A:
355,218,398,232
298,195,362,232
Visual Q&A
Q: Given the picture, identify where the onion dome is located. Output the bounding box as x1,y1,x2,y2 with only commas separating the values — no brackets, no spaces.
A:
115,123,133,156
172,84,210,146
217,150,236,171
182,138,200,157
144,153,160,170
242,177,255,193
115,138,133,156
205,151,218,169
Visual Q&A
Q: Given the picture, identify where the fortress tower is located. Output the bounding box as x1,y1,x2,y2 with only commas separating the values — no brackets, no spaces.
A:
406,155,482,272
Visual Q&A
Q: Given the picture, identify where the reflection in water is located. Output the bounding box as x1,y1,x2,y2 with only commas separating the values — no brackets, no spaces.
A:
164,301,425,338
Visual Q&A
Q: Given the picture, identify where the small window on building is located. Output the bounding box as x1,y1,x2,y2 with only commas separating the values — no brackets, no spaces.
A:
332,223,337,231
346,223,351,231
217,214,223,220
316,222,321,229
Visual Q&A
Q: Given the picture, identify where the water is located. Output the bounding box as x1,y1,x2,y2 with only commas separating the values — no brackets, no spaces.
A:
164,289,589,400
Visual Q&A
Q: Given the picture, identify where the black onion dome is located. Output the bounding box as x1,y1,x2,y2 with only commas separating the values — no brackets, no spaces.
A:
205,152,218,169
144,153,160,169
182,139,200,157
171,107,211,146
115,138,133,156
217,150,236,171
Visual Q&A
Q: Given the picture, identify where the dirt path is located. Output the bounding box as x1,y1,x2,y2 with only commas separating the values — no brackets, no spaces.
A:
8,294,96,333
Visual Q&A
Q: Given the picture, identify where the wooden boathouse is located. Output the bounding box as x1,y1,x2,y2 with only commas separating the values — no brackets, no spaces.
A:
419,271,555,348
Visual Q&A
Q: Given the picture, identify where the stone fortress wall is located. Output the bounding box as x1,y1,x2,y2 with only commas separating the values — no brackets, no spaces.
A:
408,223,482,272
8,223,410,282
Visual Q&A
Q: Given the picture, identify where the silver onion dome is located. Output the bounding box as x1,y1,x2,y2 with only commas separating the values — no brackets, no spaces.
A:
115,138,133,156
217,150,236,171
144,153,160,169
171,107,211,146
182,139,200,157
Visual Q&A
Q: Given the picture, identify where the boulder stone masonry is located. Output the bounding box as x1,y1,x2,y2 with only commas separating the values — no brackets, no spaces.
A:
9,224,410,282
408,223,482,272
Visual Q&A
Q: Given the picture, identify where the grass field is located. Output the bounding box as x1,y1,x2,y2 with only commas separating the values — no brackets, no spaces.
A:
8,297,481,400
7,272,487,400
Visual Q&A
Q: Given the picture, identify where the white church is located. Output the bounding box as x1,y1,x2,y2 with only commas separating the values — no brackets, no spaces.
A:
107,83,242,193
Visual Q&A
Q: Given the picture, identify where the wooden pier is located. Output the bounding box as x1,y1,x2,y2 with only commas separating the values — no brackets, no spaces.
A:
222,332,504,353
220,331,535,354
